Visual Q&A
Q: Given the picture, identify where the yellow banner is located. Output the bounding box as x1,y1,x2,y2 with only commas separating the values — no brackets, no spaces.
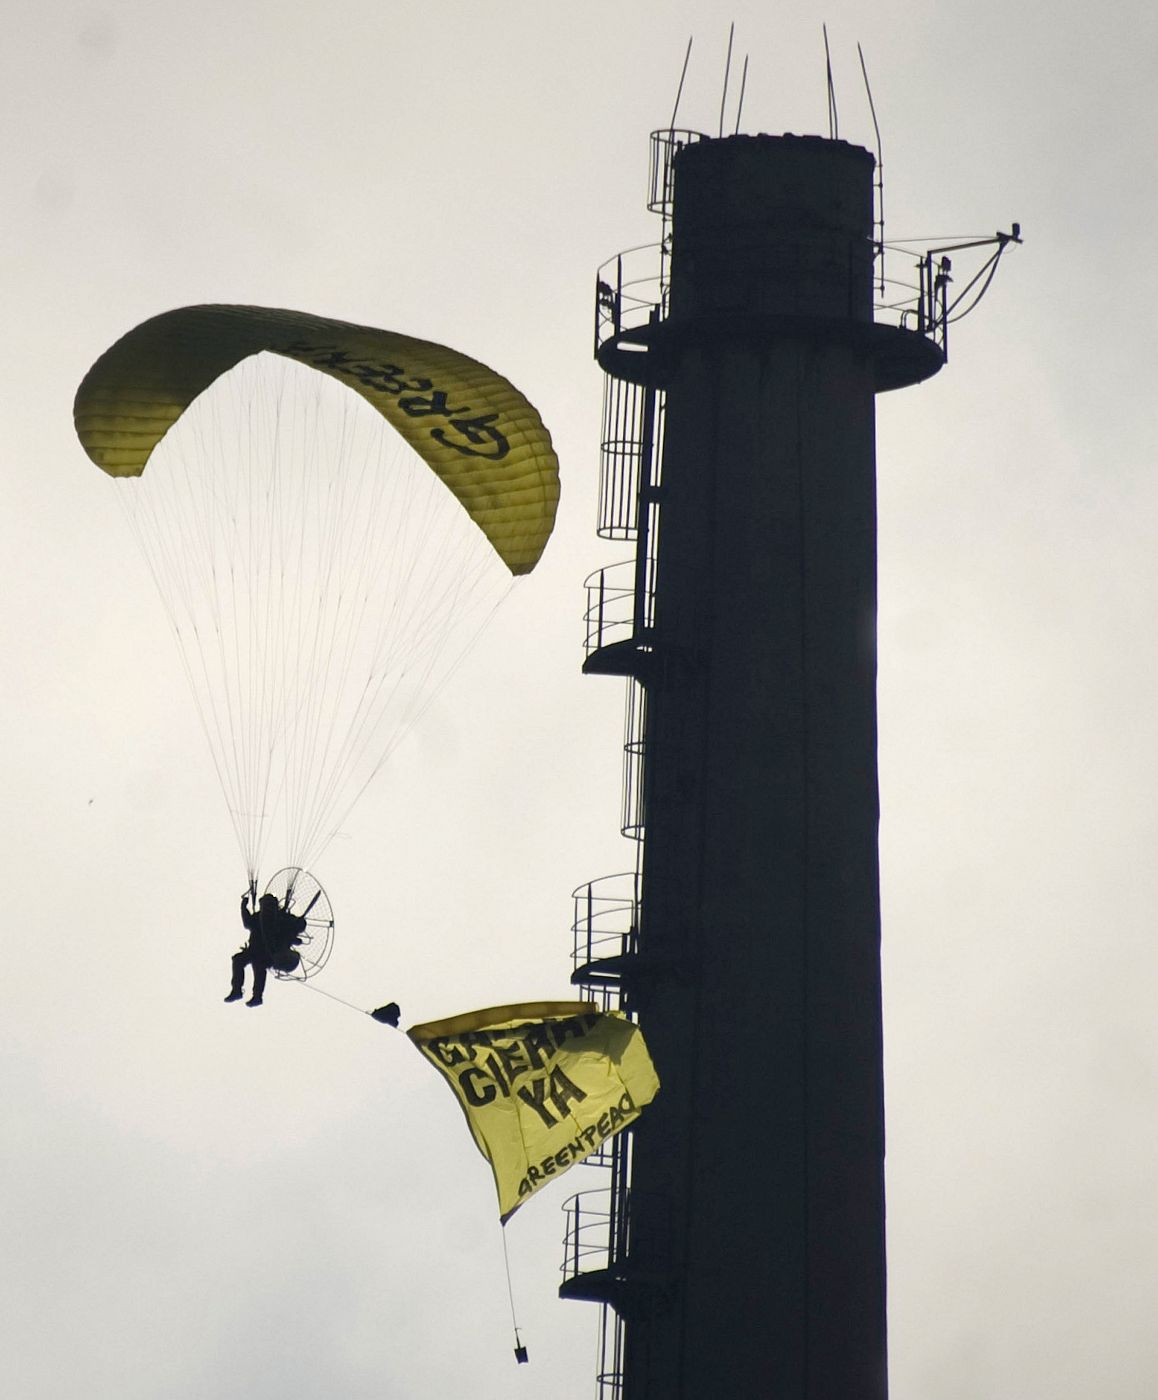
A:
408,1001,659,1222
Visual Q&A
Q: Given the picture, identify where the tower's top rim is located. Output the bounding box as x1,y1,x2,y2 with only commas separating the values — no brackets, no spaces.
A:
671,130,874,166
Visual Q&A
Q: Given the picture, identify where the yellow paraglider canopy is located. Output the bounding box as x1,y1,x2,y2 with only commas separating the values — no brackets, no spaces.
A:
74,304,560,575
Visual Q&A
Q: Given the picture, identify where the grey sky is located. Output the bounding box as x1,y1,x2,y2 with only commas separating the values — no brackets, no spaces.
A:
2,2,1155,1397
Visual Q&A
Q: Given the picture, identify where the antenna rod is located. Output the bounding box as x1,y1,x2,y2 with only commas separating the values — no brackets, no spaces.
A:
823,23,839,139
857,42,884,294
719,22,735,138
670,36,693,131
734,54,750,135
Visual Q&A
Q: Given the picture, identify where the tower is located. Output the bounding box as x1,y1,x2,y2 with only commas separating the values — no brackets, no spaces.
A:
562,121,1018,1400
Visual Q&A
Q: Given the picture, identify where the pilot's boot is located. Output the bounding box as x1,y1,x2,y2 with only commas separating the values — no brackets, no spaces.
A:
246,962,267,1007
225,951,247,1002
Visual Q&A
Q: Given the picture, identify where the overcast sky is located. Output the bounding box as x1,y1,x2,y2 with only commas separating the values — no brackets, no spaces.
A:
2,2,1156,1397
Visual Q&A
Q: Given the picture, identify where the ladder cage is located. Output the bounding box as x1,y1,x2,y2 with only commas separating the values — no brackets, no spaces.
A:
598,380,666,542
646,128,705,215
594,1305,626,1400
621,678,648,842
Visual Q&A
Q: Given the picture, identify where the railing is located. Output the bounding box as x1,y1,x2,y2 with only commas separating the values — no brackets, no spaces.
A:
595,125,1018,373
592,129,705,386
885,227,1023,361
560,1187,631,1286
572,871,640,974
595,234,959,361
591,126,703,365
583,560,639,657
563,1162,641,1397
595,244,667,361
882,250,950,356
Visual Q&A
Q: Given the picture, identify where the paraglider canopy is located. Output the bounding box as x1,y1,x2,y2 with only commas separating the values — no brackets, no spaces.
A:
74,305,561,882
74,304,560,575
